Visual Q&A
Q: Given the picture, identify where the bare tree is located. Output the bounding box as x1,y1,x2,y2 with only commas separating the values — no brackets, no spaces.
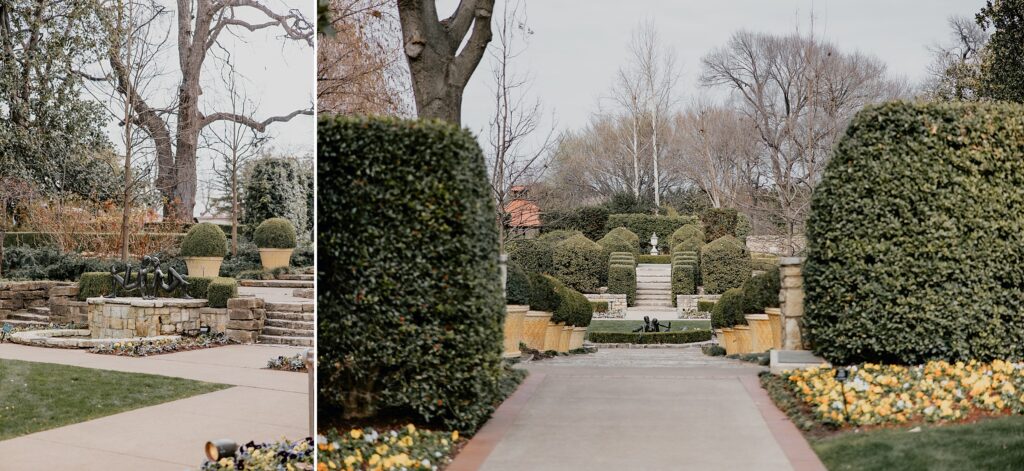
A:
485,1,555,246
672,101,760,209
85,0,313,222
318,0,412,115
631,21,680,210
922,15,989,101
610,59,648,198
701,29,905,253
396,0,494,123
207,62,266,255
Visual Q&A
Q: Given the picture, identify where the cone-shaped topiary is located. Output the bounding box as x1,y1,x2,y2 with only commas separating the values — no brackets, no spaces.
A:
254,218,297,249
180,223,228,258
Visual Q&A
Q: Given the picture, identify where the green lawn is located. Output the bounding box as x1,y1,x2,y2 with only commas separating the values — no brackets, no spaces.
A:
812,416,1024,470
588,319,710,333
0,359,228,440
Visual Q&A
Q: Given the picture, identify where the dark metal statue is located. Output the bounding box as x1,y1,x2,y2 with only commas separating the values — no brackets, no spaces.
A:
107,254,189,299
632,315,672,333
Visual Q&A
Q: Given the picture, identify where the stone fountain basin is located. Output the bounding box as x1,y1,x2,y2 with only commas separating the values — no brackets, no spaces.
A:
10,328,180,348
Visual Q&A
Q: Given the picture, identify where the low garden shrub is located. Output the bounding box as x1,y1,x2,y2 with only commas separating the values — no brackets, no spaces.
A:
266,353,307,372
702,344,727,356
201,437,313,471
537,229,582,246
603,226,640,250
551,234,604,292
319,115,506,432
736,213,752,241
711,288,745,328
528,272,561,312
637,254,671,264
505,263,530,305
587,330,712,344
597,228,639,259
179,222,227,258
741,268,779,314
751,253,779,272
591,300,609,313
804,101,1024,364
506,238,552,274
605,214,698,252
669,224,705,250
206,277,237,308
697,300,716,312
253,217,297,249
91,333,232,356
318,426,459,471
607,262,636,305
218,242,263,277
701,236,750,294
549,276,594,327
700,208,739,242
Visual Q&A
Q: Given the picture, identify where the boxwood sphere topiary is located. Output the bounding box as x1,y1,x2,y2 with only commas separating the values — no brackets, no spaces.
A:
741,267,780,314
712,287,745,328
602,227,640,251
700,236,751,294
180,222,228,258
254,217,297,249
804,101,1024,365
318,115,506,432
551,234,605,293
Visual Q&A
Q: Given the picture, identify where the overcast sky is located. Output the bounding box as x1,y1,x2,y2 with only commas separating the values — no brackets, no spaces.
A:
449,0,982,147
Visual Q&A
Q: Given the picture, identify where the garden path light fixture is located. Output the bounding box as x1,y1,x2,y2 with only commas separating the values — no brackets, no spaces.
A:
205,439,238,461
835,367,850,423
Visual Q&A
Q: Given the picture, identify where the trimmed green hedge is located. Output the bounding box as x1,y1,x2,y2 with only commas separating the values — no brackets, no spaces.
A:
604,227,640,249
549,276,594,327
552,234,605,293
669,224,705,251
537,229,582,246
591,301,609,313
697,300,716,312
77,272,236,306
318,115,506,432
587,330,712,344
751,254,779,272
540,206,610,241
741,268,780,314
671,262,697,299
637,255,671,264
701,236,751,294
206,277,237,308
608,263,637,305
507,238,553,274
506,263,530,305
528,272,561,312
700,208,738,242
804,101,1024,365
736,213,752,242
79,272,112,300
605,214,698,252
254,218,297,249
712,288,745,328
180,223,228,258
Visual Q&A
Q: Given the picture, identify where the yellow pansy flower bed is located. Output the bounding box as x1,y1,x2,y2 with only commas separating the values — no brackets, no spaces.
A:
317,425,459,471
785,360,1024,426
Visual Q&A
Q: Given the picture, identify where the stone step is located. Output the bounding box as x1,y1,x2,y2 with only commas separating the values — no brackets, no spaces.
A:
262,326,313,337
637,276,671,281
279,274,314,281
637,288,671,294
6,312,50,322
0,318,48,327
265,318,314,331
265,302,315,312
27,307,51,316
634,301,673,308
265,311,314,322
636,295,672,302
293,288,313,299
239,280,313,289
636,284,671,290
259,335,313,347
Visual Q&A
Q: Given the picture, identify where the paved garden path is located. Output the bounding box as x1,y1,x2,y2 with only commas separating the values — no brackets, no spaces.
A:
0,343,310,470
451,347,825,471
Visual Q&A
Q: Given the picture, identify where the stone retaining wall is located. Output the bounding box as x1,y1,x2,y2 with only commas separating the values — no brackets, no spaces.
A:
225,297,266,343
48,285,88,325
582,293,627,318
87,297,215,338
0,281,69,316
676,294,721,320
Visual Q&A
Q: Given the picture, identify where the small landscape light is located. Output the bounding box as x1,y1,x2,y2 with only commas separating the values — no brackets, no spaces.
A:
835,367,849,382
205,439,237,461
200,325,211,335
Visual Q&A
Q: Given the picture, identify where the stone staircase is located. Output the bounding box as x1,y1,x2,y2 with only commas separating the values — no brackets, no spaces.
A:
239,279,313,289
626,264,676,320
258,302,314,347
2,307,54,328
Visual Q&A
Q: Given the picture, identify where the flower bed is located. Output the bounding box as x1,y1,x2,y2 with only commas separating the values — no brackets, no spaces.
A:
783,361,1024,427
317,425,459,471
200,437,313,470
90,333,233,356
267,353,307,372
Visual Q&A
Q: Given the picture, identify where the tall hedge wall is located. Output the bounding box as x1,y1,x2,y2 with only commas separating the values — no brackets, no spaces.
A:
540,206,610,241
805,101,1024,365
605,214,698,253
318,116,506,431
701,236,751,294
506,238,553,274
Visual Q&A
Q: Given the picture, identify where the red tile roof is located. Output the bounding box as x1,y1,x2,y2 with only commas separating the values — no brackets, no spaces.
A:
504,199,541,228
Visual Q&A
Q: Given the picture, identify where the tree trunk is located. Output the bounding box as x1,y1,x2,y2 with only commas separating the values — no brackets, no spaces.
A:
231,166,239,256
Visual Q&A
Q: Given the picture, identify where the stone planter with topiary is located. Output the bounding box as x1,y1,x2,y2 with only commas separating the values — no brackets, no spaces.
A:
181,222,228,277
254,218,297,270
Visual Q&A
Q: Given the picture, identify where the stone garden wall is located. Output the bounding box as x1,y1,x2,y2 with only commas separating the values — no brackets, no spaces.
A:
746,235,806,256
225,297,266,343
48,285,89,325
676,294,721,320
0,281,87,325
582,293,627,318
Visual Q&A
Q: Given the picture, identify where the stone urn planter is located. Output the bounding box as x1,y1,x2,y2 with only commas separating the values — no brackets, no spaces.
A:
557,325,572,353
180,222,227,277
254,218,297,270
733,325,752,354
745,314,773,353
522,310,552,350
721,328,737,355
765,307,783,350
570,326,587,350
503,305,527,358
544,322,564,351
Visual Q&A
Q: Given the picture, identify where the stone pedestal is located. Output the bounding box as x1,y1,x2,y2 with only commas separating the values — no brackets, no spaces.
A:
87,297,218,338
779,257,806,350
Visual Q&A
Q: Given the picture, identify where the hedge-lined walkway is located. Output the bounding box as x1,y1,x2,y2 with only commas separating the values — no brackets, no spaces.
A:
452,348,825,471
0,343,308,470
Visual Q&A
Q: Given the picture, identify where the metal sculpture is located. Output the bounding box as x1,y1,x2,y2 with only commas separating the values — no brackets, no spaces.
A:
107,254,190,299
632,315,672,333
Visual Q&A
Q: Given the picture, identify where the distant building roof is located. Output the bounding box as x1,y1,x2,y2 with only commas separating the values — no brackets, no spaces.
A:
505,199,541,228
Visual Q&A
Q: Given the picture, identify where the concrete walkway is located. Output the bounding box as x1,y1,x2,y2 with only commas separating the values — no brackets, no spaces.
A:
0,343,310,470
452,348,825,471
